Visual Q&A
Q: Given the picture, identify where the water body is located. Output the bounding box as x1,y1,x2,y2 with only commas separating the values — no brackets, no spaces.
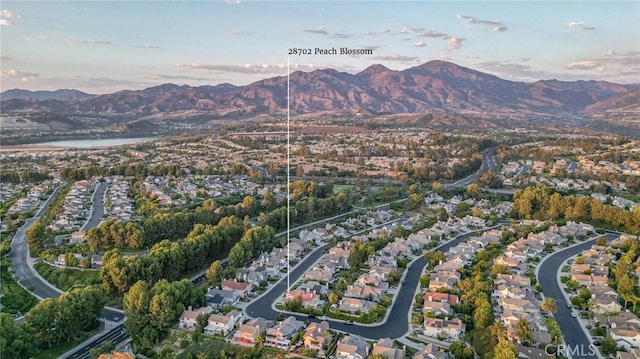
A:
26,137,153,148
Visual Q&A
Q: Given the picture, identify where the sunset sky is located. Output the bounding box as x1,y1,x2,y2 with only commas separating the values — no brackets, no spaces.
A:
1,1,639,93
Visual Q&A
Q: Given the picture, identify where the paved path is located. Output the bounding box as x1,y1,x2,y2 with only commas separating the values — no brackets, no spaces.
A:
536,233,618,359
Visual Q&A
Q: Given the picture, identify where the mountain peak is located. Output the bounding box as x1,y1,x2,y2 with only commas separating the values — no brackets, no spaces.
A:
357,64,391,76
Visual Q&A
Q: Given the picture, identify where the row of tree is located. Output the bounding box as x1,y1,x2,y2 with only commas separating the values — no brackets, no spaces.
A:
513,184,640,234
85,220,143,249
100,215,244,296
123,279,204,350
15,286,107,350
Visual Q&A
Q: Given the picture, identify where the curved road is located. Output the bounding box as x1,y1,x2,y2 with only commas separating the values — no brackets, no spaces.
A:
537,231,618,359
245,221,509,339
10,182,123,322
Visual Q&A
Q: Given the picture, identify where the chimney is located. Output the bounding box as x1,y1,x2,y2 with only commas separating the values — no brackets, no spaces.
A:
188,305,192,311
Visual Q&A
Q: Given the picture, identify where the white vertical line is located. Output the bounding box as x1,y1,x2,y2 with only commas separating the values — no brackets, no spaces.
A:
287,57,290,293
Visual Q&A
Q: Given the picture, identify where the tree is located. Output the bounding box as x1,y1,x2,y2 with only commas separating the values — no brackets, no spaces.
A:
123,281,154,348
411,312,424,327
25,219,46,253
424,251,445,268
601,335,618,355
473,301,493,329
494,337,517,359
328,292,339,305
515,318,533,345
64,253,79,267
25,298,59,347
491,264,510,276
206,260,222,287
541,297,557,314
407,193,424,211
595,237,607,246
0,313,38,358
466,183,481,199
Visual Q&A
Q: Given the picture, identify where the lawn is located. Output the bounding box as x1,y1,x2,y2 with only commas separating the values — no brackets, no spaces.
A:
34,261,101,291
333,184,355,194
0,258,38,315
34,336,89,359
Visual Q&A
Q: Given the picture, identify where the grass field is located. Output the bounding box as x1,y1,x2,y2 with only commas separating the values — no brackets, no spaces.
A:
333,184,355,194
0,258,38,315
34,261,101,291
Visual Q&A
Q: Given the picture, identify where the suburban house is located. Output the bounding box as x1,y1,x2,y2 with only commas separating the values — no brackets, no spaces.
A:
423,318,465,340
264,316,305,349
413,343,448,359
206,288,238,308
204,310,241,335
423,300,452,316
370,338,405,359
345,283,385,302
303,321,332,353
284,289,323,310
335,334,369,359
423,292,459,306
221,279,251,298
297,280,329,296
304,265,334,283
617,348,640,359
178,306,213,330
339,297,375,314
234,317,273,344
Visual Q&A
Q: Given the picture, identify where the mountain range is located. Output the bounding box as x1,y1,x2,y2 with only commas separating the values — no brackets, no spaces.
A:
2,60,639,133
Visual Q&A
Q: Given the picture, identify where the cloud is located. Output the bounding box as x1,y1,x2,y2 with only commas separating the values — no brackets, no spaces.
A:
419,31,448,38
145,74,213,82
228,30,246,36
177,63,288,74
333,33,351,39
400,26,425,34
140,44,160,49
414,41,427,47
68,39,111,45
363,29,391,36
1,10,20,18
0,55,13,60
304,26,328,35
1,69,40,81
0,9,20,26
372,55,420,63
476,60,554,81
457,14,506,32
24,35,48,41
602,49,640,67
447,38,465,50
568,21,596,31
566,61,603,70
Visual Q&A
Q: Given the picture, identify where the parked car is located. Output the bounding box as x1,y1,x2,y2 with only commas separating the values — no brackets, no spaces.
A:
571,312,577,318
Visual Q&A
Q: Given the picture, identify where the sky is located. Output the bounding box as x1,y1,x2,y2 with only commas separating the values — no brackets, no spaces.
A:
1,1,639,94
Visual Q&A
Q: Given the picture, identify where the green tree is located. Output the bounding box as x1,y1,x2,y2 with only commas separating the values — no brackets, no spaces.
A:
64,252,79,267
25,219,46,253
0,313,38,358
206,260,222,287
494,337,517,359
601,335,618,355
515,318,533,345
541,297,557,314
